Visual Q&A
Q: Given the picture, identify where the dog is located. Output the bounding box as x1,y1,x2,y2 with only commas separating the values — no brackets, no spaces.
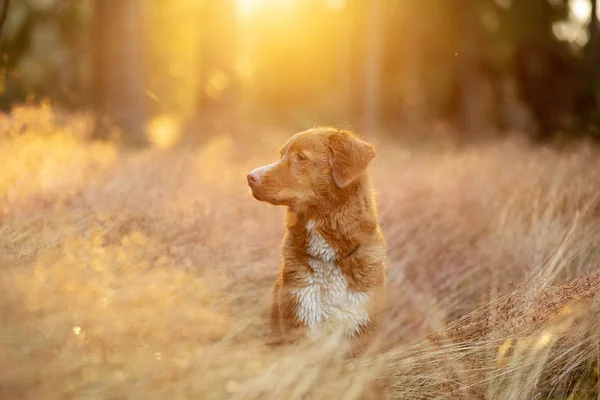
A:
247,127,387,355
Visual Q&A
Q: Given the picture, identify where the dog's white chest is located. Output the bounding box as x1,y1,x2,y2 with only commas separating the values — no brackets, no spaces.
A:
292,221,370,339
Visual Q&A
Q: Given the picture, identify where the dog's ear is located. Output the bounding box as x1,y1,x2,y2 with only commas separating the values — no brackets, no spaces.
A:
328,131,375,188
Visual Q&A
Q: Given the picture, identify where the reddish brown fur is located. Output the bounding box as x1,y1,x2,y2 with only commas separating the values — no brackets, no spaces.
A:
247,127,387,355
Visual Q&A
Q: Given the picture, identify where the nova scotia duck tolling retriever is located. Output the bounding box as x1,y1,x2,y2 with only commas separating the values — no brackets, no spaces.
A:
247,127,387,356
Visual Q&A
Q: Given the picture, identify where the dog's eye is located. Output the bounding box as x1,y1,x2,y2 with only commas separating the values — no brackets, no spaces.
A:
296,153,307,162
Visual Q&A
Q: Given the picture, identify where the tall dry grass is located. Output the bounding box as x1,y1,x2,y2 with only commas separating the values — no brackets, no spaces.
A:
0,106,599,399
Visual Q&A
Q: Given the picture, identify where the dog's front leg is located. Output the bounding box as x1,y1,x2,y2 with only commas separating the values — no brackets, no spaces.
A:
267,273,283,345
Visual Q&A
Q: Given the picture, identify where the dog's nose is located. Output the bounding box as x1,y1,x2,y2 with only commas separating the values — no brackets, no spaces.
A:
247,171,258,185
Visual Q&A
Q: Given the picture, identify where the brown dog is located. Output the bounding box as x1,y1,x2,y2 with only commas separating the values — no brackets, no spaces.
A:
247,127,386,354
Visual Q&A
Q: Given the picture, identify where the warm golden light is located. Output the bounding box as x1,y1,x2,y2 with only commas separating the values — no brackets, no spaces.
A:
147,115,181,149
570,0,592,23
534,331,553,351
236,0,316,17
237,0,263,16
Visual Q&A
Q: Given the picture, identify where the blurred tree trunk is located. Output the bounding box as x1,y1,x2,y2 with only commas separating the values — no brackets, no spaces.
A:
585,0,600,130
343,0,366,128
456,0,498,136
458,1,481,134
0,0,9,48
511,0,555,45
398,0,427,126
337,1,354,124
92,0,147,145
590,0,598,41
588,0,599,82
363,0,383,134
509,0,567,138
196,0,238,132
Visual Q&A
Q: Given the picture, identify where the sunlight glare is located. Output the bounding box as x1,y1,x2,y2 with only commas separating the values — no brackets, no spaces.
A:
570,0,592,23
495,338,514,366
534,331,553,350
237,0,264,16
237,0,300,17
325,0,346,10
147,115,181,149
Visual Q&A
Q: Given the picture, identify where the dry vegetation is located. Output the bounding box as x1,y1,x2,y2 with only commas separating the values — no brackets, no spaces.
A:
1,105,599,399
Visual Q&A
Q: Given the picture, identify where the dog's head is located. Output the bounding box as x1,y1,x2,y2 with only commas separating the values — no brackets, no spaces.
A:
247,128,375,209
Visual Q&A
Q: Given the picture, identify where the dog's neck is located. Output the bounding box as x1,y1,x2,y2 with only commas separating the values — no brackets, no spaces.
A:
285,176,377,259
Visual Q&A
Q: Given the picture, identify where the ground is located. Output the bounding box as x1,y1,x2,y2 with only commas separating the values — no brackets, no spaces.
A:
1,106,599,399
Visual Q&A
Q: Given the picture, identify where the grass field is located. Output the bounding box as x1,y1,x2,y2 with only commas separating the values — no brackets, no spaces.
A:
1,106,599,399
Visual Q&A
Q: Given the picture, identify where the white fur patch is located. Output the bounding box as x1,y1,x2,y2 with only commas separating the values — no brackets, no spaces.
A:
305,220,337,263
293,221,371,339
